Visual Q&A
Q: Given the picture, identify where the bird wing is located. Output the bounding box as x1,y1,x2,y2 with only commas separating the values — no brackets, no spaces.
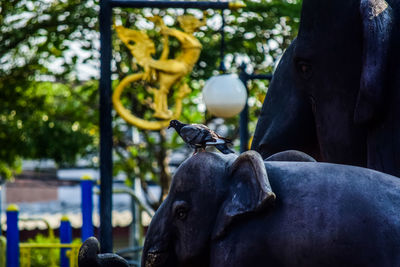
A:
194,124,232,143
197,124,232,144
180,125,215,145
205,131,232,145
205,139,226,145
213,131,232,143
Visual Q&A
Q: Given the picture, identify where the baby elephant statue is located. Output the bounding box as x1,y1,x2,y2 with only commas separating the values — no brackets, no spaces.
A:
142,151,400,267
79,151,400,266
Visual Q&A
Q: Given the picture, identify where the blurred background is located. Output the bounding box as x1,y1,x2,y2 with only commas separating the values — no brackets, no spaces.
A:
0,0,302,261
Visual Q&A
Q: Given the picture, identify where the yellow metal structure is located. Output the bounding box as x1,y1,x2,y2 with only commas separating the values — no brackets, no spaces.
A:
113,14,205,130
229,1,246,9
0,236,5,267
20,243,81,267
18,217,80,267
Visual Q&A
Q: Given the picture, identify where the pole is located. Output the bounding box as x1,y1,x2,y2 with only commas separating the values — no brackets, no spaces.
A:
239,98,249,153
129,180,140,263
219,12,226,72
99,0,113,253
238,64,273,153
60,216,72,267
6,204,19,267
81,176,94,241
239,64,249,153
129,181,139,247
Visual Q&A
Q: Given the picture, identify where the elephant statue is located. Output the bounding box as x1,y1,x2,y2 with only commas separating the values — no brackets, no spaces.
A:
251,0,400,177
140,151,400,267
78,237,129,267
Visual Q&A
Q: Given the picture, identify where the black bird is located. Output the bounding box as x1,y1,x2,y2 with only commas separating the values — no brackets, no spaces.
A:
168,120,235,154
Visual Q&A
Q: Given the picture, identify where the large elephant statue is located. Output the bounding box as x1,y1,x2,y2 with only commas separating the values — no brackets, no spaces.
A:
139,151,400,267
251,0,400,177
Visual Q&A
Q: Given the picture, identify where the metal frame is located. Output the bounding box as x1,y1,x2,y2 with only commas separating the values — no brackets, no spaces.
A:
110,0,233,9
99,0,241,253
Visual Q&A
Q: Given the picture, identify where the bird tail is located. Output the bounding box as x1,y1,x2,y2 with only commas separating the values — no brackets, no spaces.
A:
215,144,235,154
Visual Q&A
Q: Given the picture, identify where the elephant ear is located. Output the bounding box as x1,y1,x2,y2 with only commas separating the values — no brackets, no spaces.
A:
354,0,393,124
212,151,276,240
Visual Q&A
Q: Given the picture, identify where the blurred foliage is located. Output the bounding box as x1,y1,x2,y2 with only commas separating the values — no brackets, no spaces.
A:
0,0,99,179
25,234,80,267
26,234,60,267
0,0,302,205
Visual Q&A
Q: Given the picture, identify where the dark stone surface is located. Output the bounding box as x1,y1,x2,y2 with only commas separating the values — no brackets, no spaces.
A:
251,0,400,177
78,237,129,267
141,151,400,267
265,150,316,162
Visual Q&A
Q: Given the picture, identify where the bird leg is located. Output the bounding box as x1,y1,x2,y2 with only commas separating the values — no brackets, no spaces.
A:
192,146,206,155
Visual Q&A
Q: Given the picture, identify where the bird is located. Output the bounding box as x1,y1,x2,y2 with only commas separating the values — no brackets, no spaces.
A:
168,120,235,154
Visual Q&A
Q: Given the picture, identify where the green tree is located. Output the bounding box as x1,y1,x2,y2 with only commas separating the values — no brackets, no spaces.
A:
0,0,302,208
0,0,99,178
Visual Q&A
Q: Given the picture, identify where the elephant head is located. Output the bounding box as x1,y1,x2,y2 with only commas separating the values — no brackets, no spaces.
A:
141,151,275,267
252,0,400,176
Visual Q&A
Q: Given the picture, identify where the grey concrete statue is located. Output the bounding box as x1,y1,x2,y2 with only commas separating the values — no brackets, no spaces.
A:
139,151,400,266
251,0,400,177
79,151,400,266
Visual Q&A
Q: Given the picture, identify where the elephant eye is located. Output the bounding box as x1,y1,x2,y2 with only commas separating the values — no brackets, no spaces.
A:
175,207,188,220
173,201,189,221
295,59,312,80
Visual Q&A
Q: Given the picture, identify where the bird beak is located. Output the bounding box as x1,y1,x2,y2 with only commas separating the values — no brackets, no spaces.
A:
167,125,172,129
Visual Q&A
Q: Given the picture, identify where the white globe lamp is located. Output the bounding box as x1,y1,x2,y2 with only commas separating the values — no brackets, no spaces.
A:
202,74,247,118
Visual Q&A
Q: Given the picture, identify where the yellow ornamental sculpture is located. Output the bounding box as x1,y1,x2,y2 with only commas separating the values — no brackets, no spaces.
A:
113,15,205,130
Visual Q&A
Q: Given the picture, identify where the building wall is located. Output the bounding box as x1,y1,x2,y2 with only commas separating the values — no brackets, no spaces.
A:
6,179,58,203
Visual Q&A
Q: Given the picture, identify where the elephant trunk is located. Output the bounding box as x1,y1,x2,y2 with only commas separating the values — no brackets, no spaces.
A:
251,40,321,160
78,237,101,267
142,201,177,267
78,237,129,267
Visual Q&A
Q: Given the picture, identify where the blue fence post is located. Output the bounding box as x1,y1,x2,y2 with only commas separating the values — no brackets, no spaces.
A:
6,204,19,267
81,175,94,241
60,215,72,267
